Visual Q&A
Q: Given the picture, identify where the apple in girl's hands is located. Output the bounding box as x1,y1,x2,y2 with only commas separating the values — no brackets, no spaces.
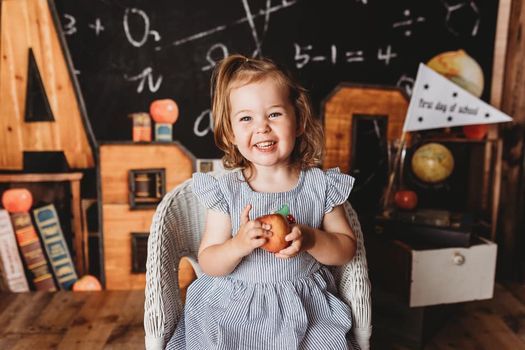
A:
256,213,291,253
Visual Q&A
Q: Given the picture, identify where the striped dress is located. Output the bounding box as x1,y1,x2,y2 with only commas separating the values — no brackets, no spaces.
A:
168,167,355,349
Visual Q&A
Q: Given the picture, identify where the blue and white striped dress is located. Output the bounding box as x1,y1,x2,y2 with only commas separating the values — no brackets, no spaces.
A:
168,167,355,349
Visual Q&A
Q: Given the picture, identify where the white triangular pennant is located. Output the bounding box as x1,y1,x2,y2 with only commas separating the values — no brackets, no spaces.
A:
403,63,512,132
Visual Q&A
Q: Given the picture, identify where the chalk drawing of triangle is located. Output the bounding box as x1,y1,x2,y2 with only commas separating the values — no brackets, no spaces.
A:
403,63,512,132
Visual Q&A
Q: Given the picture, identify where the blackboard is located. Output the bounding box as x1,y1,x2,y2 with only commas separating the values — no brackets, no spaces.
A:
53,0,500,159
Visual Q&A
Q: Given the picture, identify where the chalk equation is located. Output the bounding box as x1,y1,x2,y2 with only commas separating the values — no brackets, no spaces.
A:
294,43,398,69
392,9,425,37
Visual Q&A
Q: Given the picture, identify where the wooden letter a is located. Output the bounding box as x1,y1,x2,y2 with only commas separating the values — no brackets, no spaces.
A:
0,0,95,170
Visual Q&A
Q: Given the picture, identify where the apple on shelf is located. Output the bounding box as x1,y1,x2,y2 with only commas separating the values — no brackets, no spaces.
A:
462,124,488,140
256,205,295,253
394,190,418,211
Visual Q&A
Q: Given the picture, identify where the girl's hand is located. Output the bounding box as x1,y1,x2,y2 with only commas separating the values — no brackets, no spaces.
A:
275,225,303,259
232,204,272,257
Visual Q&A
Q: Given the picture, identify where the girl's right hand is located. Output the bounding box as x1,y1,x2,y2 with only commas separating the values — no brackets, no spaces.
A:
232,204,272,257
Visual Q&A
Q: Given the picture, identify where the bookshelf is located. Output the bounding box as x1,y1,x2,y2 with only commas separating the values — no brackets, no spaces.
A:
0,172,88,276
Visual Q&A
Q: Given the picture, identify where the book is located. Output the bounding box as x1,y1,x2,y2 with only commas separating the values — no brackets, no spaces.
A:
0,210,30,292
33,204,78,290
10,212,57,291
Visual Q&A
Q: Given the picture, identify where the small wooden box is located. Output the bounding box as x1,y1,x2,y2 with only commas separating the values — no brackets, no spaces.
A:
368,235,497,307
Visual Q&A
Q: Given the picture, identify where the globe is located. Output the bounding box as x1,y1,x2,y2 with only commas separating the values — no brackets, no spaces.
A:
427,50,487,139
411,143,455,184
427,49,484,97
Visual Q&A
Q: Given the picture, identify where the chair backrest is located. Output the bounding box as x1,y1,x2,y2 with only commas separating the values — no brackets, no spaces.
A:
144,178,204,349
144,176,371,350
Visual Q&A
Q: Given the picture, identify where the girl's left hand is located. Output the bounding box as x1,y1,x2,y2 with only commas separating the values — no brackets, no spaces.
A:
275,225,303,259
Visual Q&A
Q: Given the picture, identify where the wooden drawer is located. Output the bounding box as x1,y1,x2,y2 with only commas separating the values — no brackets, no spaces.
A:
368,236,497,307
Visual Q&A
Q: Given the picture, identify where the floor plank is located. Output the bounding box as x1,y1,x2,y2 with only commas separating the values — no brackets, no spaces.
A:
57,291,127,350
105,290,145,349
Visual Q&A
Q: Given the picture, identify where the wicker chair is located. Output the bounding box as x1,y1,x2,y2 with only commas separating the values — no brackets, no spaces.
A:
144,177,372,350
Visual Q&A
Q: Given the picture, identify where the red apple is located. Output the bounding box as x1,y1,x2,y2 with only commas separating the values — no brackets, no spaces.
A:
256,213,290,253
463,124,488,140
394,190,418,210
2,188,33,213
149,99,179,124
72,275,102,292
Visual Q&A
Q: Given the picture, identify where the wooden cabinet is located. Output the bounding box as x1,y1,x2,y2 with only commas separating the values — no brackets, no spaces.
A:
0,172,88,276
99,142,193,290
368,234,497,348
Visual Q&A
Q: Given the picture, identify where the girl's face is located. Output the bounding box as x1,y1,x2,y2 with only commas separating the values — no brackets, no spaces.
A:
229,77,298,170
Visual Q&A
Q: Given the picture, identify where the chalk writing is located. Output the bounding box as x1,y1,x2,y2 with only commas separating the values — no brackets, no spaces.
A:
295,44,367,69
377,45,397,65
88,18,105,36
345,50,364,63
295,43,400,69
392,9,425,37
156,0,296,52
194,109,214,137
202,43,229,71
294,44,312,69
123,8,161,48
63,14,77,35
123,67,163,93
242,0,270,57
442,0,480,37
397,74,414,96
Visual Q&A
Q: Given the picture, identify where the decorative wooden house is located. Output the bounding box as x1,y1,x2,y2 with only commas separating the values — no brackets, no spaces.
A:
0,0,96,277
98,142,193,290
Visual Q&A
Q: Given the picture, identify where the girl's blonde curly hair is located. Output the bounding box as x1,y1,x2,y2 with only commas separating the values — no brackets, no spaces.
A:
210,54,324,172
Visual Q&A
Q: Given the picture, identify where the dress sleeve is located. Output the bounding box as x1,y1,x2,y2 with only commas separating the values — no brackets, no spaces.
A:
192,172,229,214
324,168,355,214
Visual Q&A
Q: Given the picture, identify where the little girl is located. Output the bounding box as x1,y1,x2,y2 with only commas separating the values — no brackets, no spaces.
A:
169,54,357,349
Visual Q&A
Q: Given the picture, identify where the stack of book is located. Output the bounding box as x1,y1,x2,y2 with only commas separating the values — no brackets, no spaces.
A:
0,203,78,292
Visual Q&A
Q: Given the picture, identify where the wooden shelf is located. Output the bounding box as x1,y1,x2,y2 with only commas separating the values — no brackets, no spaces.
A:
0,172,87,276
0,173,83,182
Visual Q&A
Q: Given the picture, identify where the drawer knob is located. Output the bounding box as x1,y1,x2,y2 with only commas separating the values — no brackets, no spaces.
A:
453,253,466,266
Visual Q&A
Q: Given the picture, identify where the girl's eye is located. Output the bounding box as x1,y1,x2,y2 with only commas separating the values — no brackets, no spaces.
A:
240,116,252,122
269,112,282,119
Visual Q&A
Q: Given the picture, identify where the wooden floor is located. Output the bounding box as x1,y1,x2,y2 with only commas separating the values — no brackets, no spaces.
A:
1,283,525,349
